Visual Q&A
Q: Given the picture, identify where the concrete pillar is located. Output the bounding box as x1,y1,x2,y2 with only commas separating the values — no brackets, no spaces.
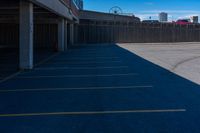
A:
70,23,74,45
19,0,33,70
74,24,78,44
64,21,68,50
58,18,65,51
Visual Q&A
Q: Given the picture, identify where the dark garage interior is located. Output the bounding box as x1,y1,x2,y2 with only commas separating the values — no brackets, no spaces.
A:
0,0,60,80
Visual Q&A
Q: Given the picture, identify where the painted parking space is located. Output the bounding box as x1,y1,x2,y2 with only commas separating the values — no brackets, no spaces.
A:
0,74,151,89
18,67,132,77
0,44,200,133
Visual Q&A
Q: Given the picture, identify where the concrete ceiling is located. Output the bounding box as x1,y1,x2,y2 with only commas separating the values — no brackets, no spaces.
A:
0,0,60,23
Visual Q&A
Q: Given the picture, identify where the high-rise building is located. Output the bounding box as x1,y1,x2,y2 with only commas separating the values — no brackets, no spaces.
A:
73,0,84,10
191,16,198,24
159,12,168,22
80,0,84,10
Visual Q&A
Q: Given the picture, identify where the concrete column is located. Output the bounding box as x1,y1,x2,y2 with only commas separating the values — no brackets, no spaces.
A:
58,18,65,51
64,21,68,50
19,0,33,70
70,23,74,45
74,24,78,44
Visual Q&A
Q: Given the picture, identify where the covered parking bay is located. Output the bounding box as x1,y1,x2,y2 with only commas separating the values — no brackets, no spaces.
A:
0,1,19,80
0,0,76,80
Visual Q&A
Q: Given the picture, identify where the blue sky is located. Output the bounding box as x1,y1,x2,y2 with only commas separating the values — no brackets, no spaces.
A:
84,0,200,21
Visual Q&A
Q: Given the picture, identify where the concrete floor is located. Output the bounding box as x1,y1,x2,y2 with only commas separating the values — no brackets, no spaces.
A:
0,48,55,81
118,42,200,85
0,48,19,80
0,44,200,133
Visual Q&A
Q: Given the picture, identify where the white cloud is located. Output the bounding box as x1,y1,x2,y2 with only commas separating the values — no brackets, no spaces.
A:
134,10,200,21
135,14,158,20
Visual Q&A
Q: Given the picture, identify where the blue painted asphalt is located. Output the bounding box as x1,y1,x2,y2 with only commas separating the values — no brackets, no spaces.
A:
0,44,200,133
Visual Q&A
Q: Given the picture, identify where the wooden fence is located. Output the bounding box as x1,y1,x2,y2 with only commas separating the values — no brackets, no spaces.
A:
1,22,200,48
76,21,200,44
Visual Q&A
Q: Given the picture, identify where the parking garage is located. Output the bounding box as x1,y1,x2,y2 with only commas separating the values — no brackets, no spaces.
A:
0,0,78,80
1,0,200,132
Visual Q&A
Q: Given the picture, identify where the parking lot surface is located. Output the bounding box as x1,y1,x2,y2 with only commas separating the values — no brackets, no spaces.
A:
0,44,200,133
118,42,200,85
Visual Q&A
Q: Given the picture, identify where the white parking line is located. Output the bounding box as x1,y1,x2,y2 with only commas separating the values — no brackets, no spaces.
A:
0,71,22,84
0,109,186,117
45,61,122,65
16,73,138,79
0,86,153,92
35,66,130,70
56,57,120,60
34,53,60,67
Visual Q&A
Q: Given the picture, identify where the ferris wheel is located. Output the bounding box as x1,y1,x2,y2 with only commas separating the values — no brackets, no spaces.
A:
109,6,123,15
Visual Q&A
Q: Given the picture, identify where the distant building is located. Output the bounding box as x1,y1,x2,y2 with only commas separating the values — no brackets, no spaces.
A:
73,0,83,10
80,0,84,10
159,12,168,22
191,16,198,24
